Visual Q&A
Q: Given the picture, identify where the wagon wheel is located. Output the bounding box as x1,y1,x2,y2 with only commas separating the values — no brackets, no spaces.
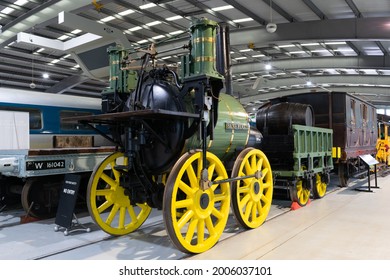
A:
21,177,61,219
87,152,152,236
312,173,327,199
231,148,273,229
163,151,230,254
290,179,310,207
338,162,349,187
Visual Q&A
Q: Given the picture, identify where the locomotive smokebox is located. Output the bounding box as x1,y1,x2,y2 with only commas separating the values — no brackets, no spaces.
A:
256,102,314,135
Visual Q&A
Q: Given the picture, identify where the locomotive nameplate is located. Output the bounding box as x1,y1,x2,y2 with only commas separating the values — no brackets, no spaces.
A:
225,122,249,131
26,160,65,170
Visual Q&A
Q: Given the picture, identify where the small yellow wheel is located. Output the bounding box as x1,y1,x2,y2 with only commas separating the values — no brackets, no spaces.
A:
313,173,327,199
87,152,152,236
163,151,230,254
291,179,310,206
231,148,273,229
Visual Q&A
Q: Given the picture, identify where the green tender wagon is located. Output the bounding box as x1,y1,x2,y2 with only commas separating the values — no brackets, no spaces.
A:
260,123,333,206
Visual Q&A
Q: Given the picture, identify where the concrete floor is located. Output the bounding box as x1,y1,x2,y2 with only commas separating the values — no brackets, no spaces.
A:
1,173,389,261
190,174,390,260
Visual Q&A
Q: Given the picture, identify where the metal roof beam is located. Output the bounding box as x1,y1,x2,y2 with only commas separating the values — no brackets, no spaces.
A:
231,56,390,74
222,0,267,25
45,75,89,94
262,0,297,22
112,0,188,31
183,0,239,28
226,17,390,46
345,0,362,18
302,0,328,20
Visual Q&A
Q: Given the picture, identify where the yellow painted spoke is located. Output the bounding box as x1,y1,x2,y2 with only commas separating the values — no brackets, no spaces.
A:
262,181,272,190
97,200,113,214
239,170,252,185
119,206,126,229
95,188,113,197
186,163,198,188
210,176,224,191
244,201,253,221
239,193,251,209
185,218,198,243
261,167,269,179
197,219,205,244
214,192,228,202
106,203,120,225
257,158,264,171
177,209,194,229
205,216,216,236
244,160,253,174
111,162,121,182
250,155,257,170
100,173,117,187
237,184,251,194
251,201,258,220
127,205,138,222
211,206,223,220
256,200,263,214
174,198,193,209
261,194,270,205
178,180,196,196
207,163,216,181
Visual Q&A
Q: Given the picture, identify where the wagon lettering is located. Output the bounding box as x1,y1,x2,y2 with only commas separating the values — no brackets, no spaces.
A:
26,160,66,170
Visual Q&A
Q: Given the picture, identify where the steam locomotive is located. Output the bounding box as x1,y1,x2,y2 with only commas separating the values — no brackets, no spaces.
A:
70,17,340,254
70,18,274,254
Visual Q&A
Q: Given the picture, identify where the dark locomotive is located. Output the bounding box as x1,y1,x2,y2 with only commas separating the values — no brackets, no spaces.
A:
72,18,274,254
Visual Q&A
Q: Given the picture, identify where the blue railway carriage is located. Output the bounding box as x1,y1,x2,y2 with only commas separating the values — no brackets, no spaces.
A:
0,88,113,218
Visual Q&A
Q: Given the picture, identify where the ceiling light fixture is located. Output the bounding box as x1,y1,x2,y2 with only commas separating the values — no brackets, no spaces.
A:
266,0,277,33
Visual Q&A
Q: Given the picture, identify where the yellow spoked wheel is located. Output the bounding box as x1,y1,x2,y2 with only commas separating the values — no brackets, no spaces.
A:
163,151,230,254
87,152,152,236
312,173,327,199
291,179,310,207
231,148,273,229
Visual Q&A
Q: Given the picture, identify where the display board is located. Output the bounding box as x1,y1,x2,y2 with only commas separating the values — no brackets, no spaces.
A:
55,174,81,229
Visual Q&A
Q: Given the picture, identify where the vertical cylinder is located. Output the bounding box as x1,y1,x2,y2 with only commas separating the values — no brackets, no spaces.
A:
216,23,232,95
190,18,222,78
107,46,121,91
107,46,137,93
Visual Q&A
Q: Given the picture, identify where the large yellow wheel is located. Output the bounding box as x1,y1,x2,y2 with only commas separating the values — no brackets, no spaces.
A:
163,151,230,254
312,173,327,199
231,148,273,229
290,179,310,206
87,152,152,236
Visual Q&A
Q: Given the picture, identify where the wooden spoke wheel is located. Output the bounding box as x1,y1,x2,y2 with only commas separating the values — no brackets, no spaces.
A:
87,152,152,236
231,148,273,229
312,173,327,199
290,179,310,207
21,177,61,219
163,151,230,254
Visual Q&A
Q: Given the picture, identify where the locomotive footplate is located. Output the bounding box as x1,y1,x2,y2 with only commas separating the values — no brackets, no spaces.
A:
62,109,200,126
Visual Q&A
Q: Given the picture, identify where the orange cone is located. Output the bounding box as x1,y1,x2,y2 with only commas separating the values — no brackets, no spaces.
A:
290,199,311,210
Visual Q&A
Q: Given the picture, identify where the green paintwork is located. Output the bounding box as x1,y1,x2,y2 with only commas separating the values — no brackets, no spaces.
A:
186,93,250,160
